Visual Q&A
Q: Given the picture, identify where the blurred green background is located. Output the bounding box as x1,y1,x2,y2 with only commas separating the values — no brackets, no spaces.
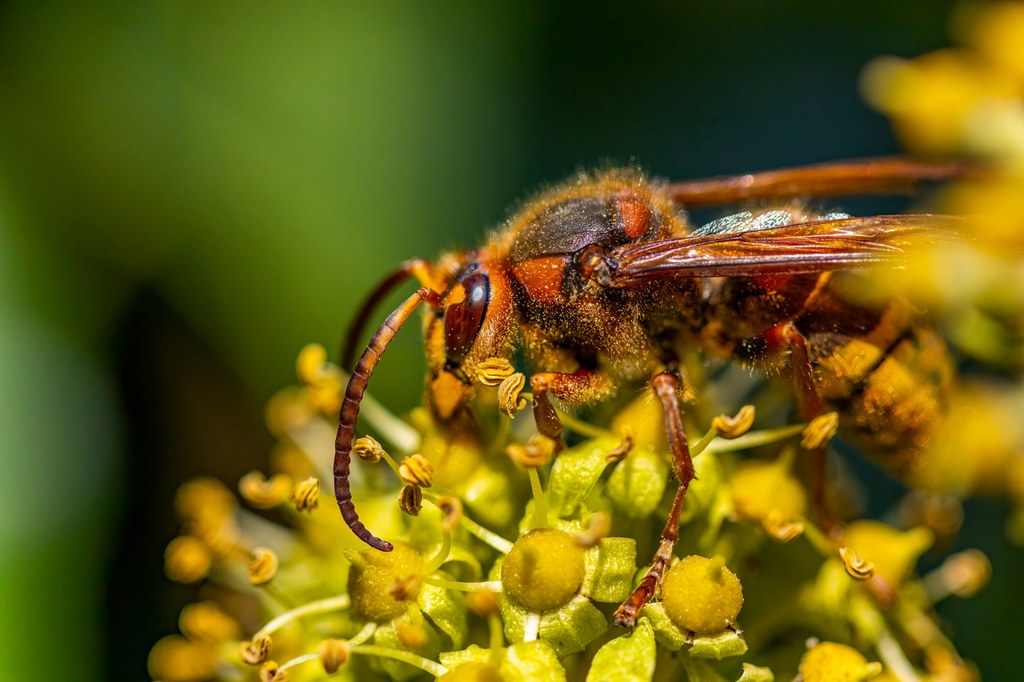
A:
1,1,1020,680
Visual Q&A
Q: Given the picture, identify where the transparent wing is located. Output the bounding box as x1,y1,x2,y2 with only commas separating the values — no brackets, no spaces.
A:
665,157,972,207
603,214,966,286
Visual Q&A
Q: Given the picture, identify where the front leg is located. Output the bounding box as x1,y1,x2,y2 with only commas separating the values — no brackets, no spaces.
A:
613,371,696,628
530,368,614,439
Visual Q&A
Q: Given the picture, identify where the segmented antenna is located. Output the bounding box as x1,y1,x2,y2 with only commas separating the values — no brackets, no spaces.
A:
334,287,440,551
341,259,429,371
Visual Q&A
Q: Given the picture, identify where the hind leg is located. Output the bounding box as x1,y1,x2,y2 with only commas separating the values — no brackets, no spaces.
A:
613,371,696,629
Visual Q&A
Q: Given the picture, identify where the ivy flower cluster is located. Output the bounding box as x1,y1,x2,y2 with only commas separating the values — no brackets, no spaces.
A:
151,333,999,682
150,5,1024,680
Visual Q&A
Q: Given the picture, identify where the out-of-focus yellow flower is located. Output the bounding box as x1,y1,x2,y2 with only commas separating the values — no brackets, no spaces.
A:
843,521,934,586
799,641,883,682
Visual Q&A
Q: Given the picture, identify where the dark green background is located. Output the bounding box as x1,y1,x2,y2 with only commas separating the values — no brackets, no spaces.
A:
1,2,1019,679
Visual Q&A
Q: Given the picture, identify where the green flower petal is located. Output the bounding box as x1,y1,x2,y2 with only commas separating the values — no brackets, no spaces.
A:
679,450,724,525
547,437,618,517
418,575,468,649
737,662,775,682
581,537,636,602
500,593,607,658
461,464,519,529
606,447,668,519
501,641,567,682
680,657,731,682
443,543,483,581
640,602,689,651
585,616,656,682
439,644,490,669
439,642,567,681
370,613,443,681
689,629,748,660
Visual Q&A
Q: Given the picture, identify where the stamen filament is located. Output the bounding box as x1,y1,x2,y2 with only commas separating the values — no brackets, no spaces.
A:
528,468,549,530
423,531,452,575
278,651,320,673
798,517,835,557
690,426,719,457
381,451,403,479
351,645,448,677
554,408,613,439
254,594,351,639
876,626,921,682
421,576,503,592
488,614,504,663
348,621,377,647
705,423,805,453
424,492,513,553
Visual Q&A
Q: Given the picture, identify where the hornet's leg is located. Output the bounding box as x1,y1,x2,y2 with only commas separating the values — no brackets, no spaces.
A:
613,371,695,629
530,369,614,440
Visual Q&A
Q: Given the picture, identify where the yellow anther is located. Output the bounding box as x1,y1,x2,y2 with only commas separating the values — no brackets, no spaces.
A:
296,343,328,385
179,601,240,643
260,660,285,682
573,511,612,548
164,536,213,584
399,454,434,487
437,496,464,532
264,387,315,437
466,590,501,618
802,412,839,450
396,621,429,650
506,434,557,468
839,546,876,580
762,510,805,543
147,635,218,681
476,357,516,386
240,634,273,665
238,471,294,509
498,372,528,417
290,477,320,512
174,477,236,522
940,549,991,598
605,426,635,462
186,514,245,560
248,547,280,586
388,573,423,602
399,484,424,516
353,435,386,463
712,404,756,439
318,638,351,674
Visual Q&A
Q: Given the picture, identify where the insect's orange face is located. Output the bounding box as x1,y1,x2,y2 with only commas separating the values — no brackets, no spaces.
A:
424,254,515,420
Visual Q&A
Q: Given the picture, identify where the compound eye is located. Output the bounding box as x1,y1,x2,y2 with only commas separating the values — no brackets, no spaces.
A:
444,272,490,365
